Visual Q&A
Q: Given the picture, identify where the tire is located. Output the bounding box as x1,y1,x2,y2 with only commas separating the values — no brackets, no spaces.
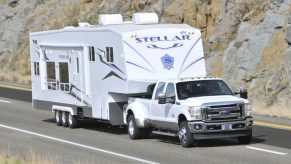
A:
68,113,78,129
178,121,194,147
141,128,152,139
55,111,62,126
237,135,252,144
127,115,142,140
62,112,69,127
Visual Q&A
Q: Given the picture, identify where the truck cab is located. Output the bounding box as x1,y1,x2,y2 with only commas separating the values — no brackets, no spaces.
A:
124,77,253,147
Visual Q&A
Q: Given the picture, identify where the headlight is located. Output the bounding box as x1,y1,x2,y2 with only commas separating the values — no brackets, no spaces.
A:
244,103,252,116
188,107,202,120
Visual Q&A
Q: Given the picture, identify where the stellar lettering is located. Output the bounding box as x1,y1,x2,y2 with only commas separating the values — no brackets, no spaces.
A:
136,35,190,43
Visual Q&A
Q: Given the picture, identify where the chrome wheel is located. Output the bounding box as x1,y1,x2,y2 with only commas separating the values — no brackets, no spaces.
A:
69,113,73,125
62,112,66,125
128,120,134,136
179,127,187,143
55,111,60,122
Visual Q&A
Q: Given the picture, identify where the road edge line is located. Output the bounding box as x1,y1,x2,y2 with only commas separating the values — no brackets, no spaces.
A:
0,84,31,92
246,146,287,155
0,123,159,164
255,121,291,131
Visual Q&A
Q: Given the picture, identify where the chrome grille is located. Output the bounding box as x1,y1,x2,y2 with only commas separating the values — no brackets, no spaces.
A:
202,104,243,122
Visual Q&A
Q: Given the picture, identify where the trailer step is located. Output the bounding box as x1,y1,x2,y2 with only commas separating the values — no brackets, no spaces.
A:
152,131,177,137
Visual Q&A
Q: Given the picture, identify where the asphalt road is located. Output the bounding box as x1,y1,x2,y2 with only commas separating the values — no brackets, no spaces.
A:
0,86,291,164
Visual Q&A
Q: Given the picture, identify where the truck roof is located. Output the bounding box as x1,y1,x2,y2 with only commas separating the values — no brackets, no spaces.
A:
157,77,223,83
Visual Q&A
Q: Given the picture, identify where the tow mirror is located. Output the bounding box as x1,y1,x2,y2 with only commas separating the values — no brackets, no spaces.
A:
158,93,166,104
166,96,175,104
234,88,248,99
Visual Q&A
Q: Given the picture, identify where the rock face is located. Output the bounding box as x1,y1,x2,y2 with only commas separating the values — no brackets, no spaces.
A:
0,0,290,115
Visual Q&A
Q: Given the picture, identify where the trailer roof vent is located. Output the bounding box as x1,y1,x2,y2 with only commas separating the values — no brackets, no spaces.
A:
132,13,158,25
99,14,123,25
78,22,91,28
63,26,75,29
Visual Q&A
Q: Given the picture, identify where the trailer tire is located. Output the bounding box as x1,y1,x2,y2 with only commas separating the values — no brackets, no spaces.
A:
68,113,78,129
127,115,142,140
55,111,62,126
62,112,69,127
178,121,194,147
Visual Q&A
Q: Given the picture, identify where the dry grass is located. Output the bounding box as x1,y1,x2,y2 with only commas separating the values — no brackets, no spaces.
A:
253,101,291,119
0,70,31,85
0,152,54,164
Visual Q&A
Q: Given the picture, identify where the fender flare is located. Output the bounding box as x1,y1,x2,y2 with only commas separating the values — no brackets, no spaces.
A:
52,105,74,115
124,102,149,128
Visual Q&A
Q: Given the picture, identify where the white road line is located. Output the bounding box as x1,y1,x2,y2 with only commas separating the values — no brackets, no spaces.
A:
246,146,287,156
0,123,159,164
0,99,11,103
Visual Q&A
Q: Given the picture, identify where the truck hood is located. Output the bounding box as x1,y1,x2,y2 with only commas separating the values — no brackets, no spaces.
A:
180,95,248,107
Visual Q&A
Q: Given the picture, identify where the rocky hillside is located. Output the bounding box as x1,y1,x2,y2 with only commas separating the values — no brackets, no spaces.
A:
0,0,290,117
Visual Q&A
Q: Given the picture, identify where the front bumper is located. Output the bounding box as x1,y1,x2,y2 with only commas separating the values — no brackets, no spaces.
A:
188,117,253,140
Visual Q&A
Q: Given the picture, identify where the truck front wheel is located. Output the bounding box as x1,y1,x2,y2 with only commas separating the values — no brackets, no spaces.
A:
179,121,194,147
127,115,142,139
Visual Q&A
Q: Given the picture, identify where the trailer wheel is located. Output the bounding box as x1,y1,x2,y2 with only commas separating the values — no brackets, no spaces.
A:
62,112,69,127
55,111,62,126
178,121,194,147
68,113,78,129
127,115,142,139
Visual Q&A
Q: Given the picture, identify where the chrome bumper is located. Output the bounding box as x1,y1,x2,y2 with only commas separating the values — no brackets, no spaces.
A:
188,117,253,139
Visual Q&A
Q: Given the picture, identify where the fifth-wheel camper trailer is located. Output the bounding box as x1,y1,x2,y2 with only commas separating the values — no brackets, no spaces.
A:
30,13,206,127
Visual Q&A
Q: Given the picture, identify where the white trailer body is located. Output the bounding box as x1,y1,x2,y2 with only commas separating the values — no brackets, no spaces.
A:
29,13,206,125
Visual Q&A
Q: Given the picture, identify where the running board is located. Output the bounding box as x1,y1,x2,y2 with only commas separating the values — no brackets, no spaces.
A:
152,131,178,137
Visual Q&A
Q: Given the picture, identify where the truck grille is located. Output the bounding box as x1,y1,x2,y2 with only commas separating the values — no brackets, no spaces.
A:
202,104,243,122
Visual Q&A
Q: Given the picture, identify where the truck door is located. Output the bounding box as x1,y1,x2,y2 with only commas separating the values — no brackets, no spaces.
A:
150,82,166,128
164,83,179,130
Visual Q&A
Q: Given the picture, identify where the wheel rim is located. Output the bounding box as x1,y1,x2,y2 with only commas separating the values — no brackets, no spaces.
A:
56,111,60,122
179,127,187,143
69,114,73,125
128,120,134,136
62,112,66,124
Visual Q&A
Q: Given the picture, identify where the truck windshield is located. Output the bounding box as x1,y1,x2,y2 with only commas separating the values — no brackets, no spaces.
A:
176,80,233,100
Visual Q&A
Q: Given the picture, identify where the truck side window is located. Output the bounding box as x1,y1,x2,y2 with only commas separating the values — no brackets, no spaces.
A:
154,82,165,100
165,83,175,98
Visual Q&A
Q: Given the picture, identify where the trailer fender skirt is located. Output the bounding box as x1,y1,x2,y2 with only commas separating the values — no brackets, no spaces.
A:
52,105,75,115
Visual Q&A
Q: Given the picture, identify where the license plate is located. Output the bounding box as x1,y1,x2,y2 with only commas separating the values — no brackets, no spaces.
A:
222,124,232,130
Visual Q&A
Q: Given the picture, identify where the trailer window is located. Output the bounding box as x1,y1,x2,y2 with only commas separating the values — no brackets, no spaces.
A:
47,62,56,90
34,62,40,75
89,46,95,61
76,57,79,73
59,62,70,92
106,47,113,62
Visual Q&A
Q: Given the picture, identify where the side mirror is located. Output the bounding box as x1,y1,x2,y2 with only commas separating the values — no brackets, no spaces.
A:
166,96,175,104
158,93,166,104
234,88,248,99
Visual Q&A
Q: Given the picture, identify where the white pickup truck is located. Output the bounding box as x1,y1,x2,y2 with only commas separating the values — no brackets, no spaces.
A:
123,77,253,147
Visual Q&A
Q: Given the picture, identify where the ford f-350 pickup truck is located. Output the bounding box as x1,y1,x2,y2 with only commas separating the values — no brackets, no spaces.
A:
123,77,253,147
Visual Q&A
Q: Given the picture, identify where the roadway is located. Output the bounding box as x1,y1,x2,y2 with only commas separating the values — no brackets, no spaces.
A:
0,86,291,164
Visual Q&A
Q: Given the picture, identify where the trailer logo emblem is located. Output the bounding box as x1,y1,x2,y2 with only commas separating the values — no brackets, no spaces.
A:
161,54,174,70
